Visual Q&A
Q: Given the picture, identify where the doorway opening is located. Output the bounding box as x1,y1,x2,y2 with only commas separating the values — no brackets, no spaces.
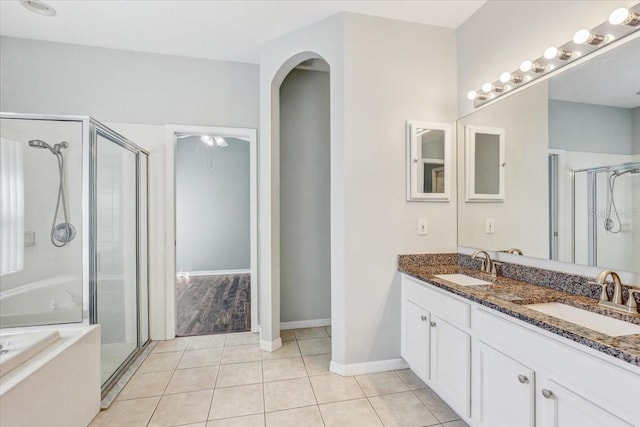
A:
278,58,332,349
166,125,258,338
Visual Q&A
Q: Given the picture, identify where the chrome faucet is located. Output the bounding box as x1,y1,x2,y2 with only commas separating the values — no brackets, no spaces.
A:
505,248,523,255
594,270,639,314
471,250,493,274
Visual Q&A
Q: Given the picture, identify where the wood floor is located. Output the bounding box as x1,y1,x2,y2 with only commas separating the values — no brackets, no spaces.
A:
175,273,250,336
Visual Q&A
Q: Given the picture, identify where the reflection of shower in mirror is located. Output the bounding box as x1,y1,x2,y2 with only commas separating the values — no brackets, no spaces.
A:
605,165,640,233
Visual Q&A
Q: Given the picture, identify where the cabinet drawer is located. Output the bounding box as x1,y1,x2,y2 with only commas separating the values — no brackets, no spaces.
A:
401,275,470,329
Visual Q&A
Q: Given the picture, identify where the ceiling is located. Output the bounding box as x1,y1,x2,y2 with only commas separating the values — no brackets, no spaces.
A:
549,36,640,109
0,0,485,64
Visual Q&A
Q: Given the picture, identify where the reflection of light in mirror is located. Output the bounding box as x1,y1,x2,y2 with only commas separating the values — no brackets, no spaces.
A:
416,129,431,136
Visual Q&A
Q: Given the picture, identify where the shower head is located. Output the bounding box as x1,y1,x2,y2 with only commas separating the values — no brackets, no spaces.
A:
28,139,68,154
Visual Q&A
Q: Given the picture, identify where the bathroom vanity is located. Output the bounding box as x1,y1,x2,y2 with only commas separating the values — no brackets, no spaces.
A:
399,255,640,427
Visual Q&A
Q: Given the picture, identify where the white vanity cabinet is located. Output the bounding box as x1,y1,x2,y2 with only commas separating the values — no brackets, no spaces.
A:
400,273,640,427
474,341,535,427
537,378,633,427
403,300,431,381
401,275,471,417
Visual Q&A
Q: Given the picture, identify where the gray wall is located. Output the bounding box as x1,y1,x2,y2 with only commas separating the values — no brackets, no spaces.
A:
549,100,633,154
0,36,259,127
176,136,250,272
279,69,331,323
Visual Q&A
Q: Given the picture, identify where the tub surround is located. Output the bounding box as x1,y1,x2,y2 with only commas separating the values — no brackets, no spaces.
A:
0,325,100,427
398,254,640,367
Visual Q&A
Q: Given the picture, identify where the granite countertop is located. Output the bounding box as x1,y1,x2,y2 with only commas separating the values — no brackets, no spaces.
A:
398,261,640,367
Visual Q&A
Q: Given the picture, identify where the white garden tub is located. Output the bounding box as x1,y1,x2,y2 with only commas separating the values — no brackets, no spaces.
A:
0,325,100,427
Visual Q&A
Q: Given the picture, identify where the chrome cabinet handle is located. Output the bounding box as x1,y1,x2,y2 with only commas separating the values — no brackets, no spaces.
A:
420,315,427,321
430,321,436,327
541,389,554,399
517,375,529,384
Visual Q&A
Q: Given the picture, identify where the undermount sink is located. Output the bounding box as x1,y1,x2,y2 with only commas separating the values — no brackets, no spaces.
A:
434,274,492,286
525,302,640,337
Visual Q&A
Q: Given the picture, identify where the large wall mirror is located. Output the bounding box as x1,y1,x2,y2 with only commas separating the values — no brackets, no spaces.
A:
457,34,640,275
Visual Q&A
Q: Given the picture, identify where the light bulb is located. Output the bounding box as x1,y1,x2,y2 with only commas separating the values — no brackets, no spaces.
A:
482,82,493,92
467,90,478,100
573,29,590,44
214,136,228,147
499,72,512,84
609,8,640,26
544,47,558,59
544,46,573,60
520,60,533,72
609,8,629,25
573,29,605,45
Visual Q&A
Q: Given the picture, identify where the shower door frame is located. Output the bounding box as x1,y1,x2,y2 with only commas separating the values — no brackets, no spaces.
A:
89,118,151,396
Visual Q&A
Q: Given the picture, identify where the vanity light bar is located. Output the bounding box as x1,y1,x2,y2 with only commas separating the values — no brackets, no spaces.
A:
468,3,640,107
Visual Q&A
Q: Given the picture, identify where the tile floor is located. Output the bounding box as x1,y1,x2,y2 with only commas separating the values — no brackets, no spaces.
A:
90,327,468,427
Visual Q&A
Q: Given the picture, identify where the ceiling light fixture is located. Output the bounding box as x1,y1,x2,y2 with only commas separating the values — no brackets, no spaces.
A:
20,0,56,16
201,135,214,146
213,136,229,147
467,4,640,108
609,8,640,26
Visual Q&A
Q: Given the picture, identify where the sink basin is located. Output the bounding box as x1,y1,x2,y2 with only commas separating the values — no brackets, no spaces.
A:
524,302,640,337
433,274,492,286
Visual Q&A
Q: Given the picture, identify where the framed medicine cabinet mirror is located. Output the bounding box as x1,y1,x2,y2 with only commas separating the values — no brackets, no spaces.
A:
406,121,451,201
464,126,505,202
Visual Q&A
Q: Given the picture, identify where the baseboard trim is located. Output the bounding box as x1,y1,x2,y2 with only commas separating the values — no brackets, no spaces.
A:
178,269,251,277
260,337,282,352
280,318,331,329
330,358,409,376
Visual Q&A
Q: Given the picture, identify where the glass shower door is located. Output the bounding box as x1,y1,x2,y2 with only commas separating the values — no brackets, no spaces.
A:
95,131,139,385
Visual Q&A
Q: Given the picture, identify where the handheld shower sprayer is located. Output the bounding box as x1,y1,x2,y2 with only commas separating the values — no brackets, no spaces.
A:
28,139,75,246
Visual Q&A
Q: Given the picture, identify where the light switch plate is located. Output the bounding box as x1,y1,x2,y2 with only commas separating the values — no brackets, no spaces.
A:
485,218,495,234
418,219,428,235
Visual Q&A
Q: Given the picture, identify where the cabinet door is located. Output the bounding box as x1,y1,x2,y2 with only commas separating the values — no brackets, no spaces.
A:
402,300,430,382
538,378,633,427
430,315,471,417
475,341,534,427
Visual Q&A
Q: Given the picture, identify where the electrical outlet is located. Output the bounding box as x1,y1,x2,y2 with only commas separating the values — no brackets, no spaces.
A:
485,218,495,234
418,219,428,235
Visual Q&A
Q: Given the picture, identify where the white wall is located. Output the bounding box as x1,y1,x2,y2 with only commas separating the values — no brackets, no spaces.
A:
279,69,331,323
457,0,637,118
176,136,250,272
340,14,457,364
260,12,457,367
1,36,259,340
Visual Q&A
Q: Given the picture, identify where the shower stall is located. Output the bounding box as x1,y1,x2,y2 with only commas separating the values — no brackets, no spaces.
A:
572,162,640,272
0,113,149,395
